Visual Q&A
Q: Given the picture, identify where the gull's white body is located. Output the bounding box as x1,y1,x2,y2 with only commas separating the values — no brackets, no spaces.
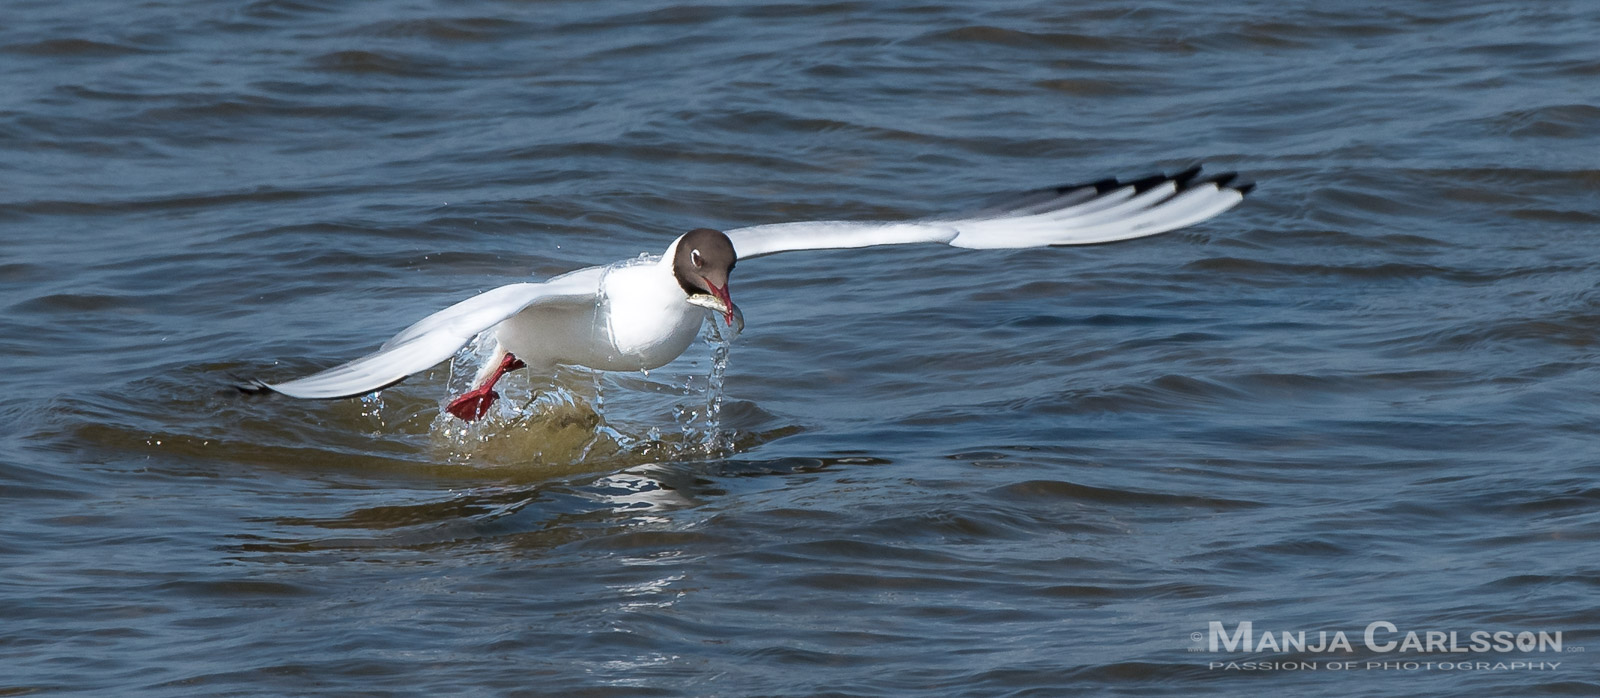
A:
495,245,707,374
259,167,1251,402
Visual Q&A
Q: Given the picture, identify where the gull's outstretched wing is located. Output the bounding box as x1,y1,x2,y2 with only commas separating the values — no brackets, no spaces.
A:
253,267,604,399
726,166,1251,260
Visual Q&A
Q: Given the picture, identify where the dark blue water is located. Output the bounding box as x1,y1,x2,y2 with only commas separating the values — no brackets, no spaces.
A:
3,0,1597,694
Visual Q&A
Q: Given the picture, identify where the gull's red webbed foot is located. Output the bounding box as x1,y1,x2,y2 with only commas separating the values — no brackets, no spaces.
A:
446,389,497,421
445,353,527,422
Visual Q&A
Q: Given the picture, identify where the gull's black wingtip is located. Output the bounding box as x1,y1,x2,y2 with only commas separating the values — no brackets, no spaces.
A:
1172,165,1205,186
1051,165,1205,197
1184,168,1254,197
1128,173,1171,194
991,163,1252,215
231,374,276,396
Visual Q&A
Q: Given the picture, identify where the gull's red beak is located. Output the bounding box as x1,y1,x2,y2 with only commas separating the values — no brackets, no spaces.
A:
706,280,734,327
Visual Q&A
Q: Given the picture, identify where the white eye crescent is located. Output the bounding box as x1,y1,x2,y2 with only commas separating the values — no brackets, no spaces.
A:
691,249,704,267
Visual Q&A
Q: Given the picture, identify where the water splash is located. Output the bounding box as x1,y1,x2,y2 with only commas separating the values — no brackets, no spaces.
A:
426,335,617,468
700,320,736,454
357,391,387,433
668,317,737,456
426,313,737,467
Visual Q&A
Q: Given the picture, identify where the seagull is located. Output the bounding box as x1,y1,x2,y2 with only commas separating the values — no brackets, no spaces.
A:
248,166,1252,421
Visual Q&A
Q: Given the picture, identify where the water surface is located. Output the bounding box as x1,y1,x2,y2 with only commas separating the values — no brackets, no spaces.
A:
3,0,1597,694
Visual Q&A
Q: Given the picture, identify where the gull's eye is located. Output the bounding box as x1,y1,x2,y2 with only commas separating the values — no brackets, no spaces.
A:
691,250,704,268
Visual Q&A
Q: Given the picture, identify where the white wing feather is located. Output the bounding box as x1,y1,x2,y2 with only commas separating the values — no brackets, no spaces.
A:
726,167,1250,259
262,267,604,399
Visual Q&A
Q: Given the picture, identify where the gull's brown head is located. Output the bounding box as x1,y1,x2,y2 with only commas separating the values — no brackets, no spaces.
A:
673,228,739,328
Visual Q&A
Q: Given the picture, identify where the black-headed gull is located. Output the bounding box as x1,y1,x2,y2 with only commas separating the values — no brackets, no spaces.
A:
249,166,1251,420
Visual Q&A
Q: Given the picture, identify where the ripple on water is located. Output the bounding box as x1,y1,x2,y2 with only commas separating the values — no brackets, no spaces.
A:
2,38,152,57
6,0,1600,695
345,17,535,42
